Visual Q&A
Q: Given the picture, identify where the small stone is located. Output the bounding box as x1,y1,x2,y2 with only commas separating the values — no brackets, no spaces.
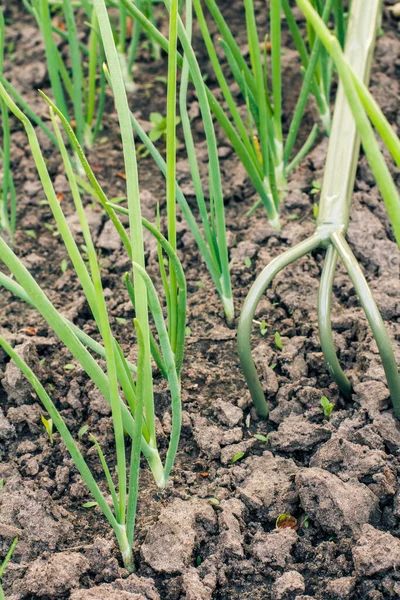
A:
141,499,216,574
372,412,400,453
214,400,243,427
310,437,387,480
0,482,72,552
273,571,305,600
237,453,299,520
193,417,222,459
0,409,15,441
353,425,385,451
181,568,213,600
220,439,257,465
97,220,122,252
252,529,298,568
15,440,37,455
296,468,379,535
221,427,243,446
2,341,40,405
84,538,121,582
263,366,279,397
70,573,160,599
354,381,390,417
19,552,89,596
6,403,42,432
23,456,39,476
237,391,252,410
326,577,356,599
352,524,400,576
66,207,102,239
218,499,245,559
269,400,303,425
269,415,331,452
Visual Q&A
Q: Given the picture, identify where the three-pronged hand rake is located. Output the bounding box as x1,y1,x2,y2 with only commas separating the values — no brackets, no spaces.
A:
237,0,400,418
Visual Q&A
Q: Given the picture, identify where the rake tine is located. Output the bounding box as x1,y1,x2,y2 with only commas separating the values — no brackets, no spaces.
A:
318,244,352,398
237,233,322,417
331,231,400,417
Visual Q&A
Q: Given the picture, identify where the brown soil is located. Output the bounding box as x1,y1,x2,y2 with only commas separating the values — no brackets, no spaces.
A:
1,1,400,599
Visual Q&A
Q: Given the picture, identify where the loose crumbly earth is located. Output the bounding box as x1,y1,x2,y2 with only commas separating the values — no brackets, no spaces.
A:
1,1,400,599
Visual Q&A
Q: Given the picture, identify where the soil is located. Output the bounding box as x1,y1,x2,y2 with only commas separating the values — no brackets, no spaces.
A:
1,1,400,599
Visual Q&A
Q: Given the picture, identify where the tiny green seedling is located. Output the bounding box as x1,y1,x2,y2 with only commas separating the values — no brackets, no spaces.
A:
253,433,269,443
231,451,245,463
149,112,167,142
208,497,220,506
60,258,68,273
310,180,321,195
148,111,181,145
320,395,335,419
244,256,252,269
63,363,76,372
260,320,268,336
274,331,283,351
41,415,54,444
44,223,59,236
302,514,310,529
82,501,98,509
78,424,89,440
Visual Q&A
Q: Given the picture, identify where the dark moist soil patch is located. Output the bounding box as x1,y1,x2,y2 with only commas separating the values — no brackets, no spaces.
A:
1,1,400,599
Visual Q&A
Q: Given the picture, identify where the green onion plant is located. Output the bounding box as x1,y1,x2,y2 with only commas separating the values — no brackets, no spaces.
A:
296,0,400,247
116,0,235,323
114,0,162,90
115,0,136,91
0,0,184,570
22,0,106,147
127,0,162,63
178,0,233,322
192,0,345,220
0,10,16,240
238,0,400,420
124,0,347,224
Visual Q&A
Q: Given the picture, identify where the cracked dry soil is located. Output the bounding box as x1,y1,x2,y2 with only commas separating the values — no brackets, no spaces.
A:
1,1,400,599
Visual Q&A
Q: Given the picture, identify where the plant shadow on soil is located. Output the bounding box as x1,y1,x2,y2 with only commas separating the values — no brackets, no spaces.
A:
1,1,400,599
